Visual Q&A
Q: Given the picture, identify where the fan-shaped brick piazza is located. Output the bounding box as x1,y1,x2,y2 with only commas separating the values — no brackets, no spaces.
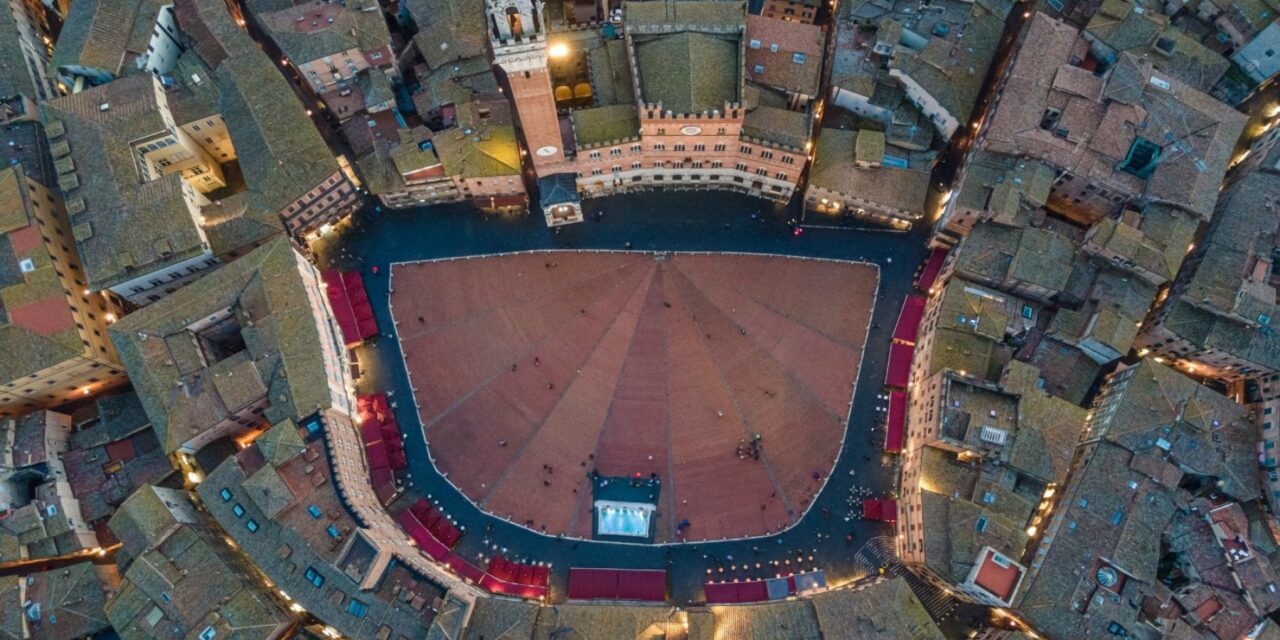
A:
390,251,877,542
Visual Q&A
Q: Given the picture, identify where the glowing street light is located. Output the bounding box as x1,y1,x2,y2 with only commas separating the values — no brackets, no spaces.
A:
548,42,570,58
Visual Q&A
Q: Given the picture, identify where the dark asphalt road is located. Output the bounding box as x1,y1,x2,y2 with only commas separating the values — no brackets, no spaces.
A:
313,190,930,605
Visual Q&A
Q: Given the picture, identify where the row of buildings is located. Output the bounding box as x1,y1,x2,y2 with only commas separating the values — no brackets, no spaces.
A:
13,0,1280,236
340,0,829,226
0,0,368,417
892,8,1280,639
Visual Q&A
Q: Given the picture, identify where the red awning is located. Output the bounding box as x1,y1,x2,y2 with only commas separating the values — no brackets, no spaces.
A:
369,466,394,502
398,500,463,555
323,270,359,346
617,570,666,601
862,498,882,520
445,553,485,582
398,509,453,559
568,568,666,601
365,442,390,469
106,439,137,462
885,343,914,388
705,580,771,604
917,247,948,292
885,391,906,453
342,271,378,340
881,499,898,522
489,194,528,208
359,420,382,444
892,295,926,345
480,556,549,598
358,393,405,471
323,270,378,347
568,568,613,600
862,498,898,522
479,574,548,599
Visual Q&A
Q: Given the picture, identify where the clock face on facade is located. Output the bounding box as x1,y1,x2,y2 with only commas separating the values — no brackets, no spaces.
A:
535,145,559,157
679,126,702,135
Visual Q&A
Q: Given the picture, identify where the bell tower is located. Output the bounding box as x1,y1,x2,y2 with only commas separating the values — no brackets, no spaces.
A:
488,0,565,168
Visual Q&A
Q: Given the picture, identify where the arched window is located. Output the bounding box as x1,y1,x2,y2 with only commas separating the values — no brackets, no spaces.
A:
506,7,524,38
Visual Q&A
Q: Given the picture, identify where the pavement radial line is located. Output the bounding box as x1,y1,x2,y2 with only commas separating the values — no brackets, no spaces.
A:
667,266,796,520
674,256,867,351
668,262,852,425
564,260,663,534
483,262,658,512
416,258,648,433
658,266,678,541
399,253,648,342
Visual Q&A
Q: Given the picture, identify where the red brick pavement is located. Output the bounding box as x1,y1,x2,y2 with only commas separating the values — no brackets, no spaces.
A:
391,252,875,542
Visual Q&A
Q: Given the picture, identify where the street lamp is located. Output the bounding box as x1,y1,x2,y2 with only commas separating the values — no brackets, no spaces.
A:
548,42,570,58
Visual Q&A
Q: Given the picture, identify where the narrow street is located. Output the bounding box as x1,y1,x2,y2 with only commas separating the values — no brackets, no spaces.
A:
931,0,1033,196
228,0,354,159
0,544,120,578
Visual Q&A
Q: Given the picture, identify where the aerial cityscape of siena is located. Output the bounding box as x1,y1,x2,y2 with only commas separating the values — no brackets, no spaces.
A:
0,0,1277,637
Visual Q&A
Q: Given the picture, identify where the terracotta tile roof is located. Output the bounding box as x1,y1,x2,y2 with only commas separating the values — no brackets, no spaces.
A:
973,547,1023,602
0,562,113,640
111,239,347,454
39,75,205,291
51,0,166,77
745,16,824,97
635,31,742,114
984,14,1245,221
106,487,291,640
810,577,945,639
1084,0,1229,92
808,128,931,217
257,0,390,66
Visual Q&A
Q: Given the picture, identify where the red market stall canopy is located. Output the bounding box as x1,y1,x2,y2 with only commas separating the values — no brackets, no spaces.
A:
397,509,451,561
408,499,462,548
568,568,667,601
893,295,926,345
323,270,377,347
917,247,948,292
358,394,407,472
705,579,770,604
885,391,906,453
444,553,485,583
482,556,550,599
401,500,560,597
862,498,898,522
885,343,914,388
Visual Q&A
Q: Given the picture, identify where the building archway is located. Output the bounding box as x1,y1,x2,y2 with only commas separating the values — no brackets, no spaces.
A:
506,7,524,38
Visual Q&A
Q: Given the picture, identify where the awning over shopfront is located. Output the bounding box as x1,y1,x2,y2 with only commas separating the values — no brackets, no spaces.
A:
885,343,914,388
885,391,906,453
893,295,926,345
917,247,948,292
323,270,377,347
568,568,666,601
862,498,898,521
